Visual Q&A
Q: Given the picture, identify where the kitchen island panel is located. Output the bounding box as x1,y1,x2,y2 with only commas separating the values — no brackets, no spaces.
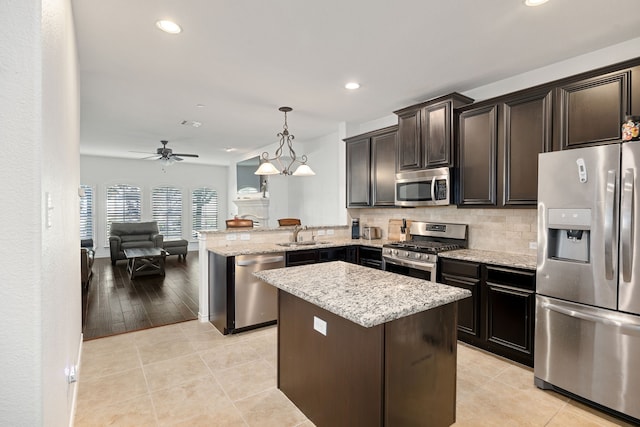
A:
278,287,459,427
278,290,384,427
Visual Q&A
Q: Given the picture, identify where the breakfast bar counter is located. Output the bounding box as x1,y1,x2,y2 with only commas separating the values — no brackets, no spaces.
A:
255,261,471,427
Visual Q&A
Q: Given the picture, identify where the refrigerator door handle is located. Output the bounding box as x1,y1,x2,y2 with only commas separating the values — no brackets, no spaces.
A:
541,301,640,336
621,168,634,283
604,169,617,280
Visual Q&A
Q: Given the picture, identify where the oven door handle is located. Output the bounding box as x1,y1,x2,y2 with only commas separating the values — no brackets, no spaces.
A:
383,256,436,272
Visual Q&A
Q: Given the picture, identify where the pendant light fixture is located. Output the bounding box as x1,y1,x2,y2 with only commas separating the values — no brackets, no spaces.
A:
255,107,315,176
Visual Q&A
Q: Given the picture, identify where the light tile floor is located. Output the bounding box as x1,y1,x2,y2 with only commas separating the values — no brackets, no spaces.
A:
75,321,634,426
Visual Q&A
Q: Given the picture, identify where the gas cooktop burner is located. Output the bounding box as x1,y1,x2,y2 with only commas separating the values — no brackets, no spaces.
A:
385,241,461,254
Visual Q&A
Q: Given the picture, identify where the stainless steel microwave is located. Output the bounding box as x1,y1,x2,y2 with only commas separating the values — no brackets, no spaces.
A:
394,167,450,207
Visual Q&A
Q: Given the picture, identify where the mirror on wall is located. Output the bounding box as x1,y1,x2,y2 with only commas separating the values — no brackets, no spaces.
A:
236,156,263,193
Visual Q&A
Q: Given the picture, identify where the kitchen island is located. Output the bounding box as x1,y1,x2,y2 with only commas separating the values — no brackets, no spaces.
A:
255,261,471,427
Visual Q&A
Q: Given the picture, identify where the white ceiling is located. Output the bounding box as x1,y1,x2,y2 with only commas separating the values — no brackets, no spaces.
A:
72,0,640,166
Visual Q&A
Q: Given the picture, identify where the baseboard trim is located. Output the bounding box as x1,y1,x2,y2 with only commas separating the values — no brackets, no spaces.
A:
69,333,83,427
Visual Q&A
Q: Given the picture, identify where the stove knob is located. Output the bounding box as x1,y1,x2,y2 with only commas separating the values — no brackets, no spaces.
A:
392,249,398,256
415,253,422,260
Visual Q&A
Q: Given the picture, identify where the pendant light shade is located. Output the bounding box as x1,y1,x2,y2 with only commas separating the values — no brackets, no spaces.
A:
254,107,315,176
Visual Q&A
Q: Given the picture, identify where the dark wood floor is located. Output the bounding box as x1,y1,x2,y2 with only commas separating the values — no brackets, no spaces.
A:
83,252,199,340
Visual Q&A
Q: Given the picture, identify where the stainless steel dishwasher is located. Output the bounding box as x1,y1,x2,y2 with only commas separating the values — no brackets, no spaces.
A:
210,251,285,334
234,253,285,331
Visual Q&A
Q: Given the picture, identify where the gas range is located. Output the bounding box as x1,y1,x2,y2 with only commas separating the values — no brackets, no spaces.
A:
382,221,468,279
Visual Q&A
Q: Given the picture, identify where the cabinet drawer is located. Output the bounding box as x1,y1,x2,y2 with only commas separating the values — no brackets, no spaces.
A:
286,249,318,266
440,259,480,278
485,266,535,291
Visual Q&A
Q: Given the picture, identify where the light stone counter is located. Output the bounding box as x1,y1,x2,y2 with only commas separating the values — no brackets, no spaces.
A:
208,238,388,257
440,249,537,270
255,261,471,328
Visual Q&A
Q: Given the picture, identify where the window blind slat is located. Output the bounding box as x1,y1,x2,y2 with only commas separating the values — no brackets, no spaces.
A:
106,184,141,235
192,187,218,238
79,185,93,241
152,186,183,240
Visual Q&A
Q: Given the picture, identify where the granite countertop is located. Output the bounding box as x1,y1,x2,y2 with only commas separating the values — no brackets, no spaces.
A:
208,238,388,257
440,249,537,270
198,224,348,235
255,261,471,328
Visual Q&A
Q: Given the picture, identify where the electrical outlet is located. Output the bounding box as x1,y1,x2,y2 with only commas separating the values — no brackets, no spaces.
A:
240,233,250,241
65,365,78,384
226,233,237,241
326,229,334,235
317,229,326,236
313,316,327,336
529,241,537,250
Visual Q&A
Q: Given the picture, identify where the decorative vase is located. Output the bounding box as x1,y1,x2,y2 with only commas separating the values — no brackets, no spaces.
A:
622,115,640,141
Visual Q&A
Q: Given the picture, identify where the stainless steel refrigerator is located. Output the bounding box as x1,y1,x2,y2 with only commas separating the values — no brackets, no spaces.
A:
536,143,640,422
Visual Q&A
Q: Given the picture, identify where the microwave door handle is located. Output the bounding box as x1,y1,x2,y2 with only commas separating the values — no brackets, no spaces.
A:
604,170,617,280
621,168,634,282
430,177,436,202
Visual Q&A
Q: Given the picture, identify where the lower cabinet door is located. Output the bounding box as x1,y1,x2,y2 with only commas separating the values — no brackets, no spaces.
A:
441,273,481,341
485,283,535,366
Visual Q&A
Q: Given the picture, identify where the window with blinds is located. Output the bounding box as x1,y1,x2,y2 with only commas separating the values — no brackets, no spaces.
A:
106,184,141,235
192,187,218,238
79,185,94,241
152,186,183,240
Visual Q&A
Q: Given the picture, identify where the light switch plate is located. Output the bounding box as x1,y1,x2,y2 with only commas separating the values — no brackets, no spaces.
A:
317,229,326,236
226,233,237,241
313,316,327,336
326,229,334,235
529,241,537,250
240,233,250,241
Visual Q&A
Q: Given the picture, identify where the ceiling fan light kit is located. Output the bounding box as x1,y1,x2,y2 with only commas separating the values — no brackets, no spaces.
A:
255,107,315,177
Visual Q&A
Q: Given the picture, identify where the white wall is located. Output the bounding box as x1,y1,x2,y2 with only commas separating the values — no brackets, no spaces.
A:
0,0,81,425
287,131,346,226
464,37,640,102
80,155,229,258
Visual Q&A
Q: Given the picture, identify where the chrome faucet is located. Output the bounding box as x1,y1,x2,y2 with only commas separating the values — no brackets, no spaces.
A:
292,225,307,242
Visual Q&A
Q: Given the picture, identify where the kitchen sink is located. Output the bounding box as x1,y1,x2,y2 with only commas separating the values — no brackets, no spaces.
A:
276,241,330,247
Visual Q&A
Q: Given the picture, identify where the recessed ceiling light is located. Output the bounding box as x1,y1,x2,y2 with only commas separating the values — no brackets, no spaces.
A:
524,0,549,6
345,82,361,90
196,104,205,108
156,20,182,34
224,147,237,153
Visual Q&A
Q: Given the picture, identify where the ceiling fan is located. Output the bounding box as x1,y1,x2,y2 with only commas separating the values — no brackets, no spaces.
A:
141,140,199,164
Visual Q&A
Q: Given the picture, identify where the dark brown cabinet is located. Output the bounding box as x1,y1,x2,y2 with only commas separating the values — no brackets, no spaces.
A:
439,258,535,367
503,90,552,205
458,105,498,206
345,126,397,208
395,93,473,172
346,137,371,207
484,266,535,366
440,259,481,344
458,89,552,207
555,69,631,149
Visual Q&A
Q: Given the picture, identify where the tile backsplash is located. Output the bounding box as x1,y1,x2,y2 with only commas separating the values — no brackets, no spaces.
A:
350,206,537,255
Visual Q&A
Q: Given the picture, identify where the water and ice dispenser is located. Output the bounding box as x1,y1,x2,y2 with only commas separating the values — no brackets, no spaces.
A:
546,208,591,263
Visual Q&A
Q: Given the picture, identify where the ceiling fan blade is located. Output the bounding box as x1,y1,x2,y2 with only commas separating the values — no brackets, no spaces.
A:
172,156,184,161
172,153,199,158
140,155,160,160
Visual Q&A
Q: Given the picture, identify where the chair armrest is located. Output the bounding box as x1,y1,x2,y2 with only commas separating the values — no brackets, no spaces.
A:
109,235,122,260
152,234,164,248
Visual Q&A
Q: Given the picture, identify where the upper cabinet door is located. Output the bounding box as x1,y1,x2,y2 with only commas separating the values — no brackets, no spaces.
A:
503,90,552,206
396,93,473,172
396,108,422,171
555,70,630,149
346,137,371,207
458,105,498,206
423,101,452,168
371,130,397,206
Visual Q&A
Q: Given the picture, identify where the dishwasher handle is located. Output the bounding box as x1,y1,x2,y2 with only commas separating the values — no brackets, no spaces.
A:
236,256,285,267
